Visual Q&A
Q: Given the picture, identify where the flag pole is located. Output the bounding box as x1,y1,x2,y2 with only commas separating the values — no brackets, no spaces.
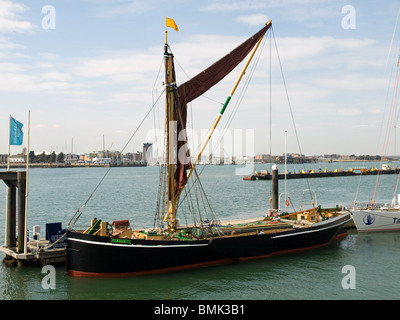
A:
5,115,11,247
23,110,30,254
7,115,11,171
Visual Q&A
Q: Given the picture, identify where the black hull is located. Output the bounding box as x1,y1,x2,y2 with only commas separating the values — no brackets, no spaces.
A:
66,213,351,277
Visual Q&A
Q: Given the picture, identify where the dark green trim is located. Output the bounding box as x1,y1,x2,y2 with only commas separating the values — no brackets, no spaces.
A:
220,95,231,115
111,238,131,244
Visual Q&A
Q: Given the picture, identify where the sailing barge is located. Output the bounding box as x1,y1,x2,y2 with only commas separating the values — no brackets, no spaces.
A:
66,20,351,277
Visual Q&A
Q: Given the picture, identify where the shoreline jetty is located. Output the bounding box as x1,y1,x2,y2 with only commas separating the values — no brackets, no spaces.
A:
244,165,400,180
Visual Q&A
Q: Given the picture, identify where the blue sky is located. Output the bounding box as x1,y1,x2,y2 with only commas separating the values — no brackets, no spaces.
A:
1,0,400,157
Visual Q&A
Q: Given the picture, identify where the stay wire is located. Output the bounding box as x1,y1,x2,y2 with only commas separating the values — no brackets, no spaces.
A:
271,27,313,204
67,88,166,229
269,28,272,199
372,59,400,205
355,12,400,206
178,32,267,209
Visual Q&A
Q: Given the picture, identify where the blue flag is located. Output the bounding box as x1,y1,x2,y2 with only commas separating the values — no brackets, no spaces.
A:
10,116,23,145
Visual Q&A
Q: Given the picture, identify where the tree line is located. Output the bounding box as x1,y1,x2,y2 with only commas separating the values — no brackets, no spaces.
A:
28,151,65,163
355,155,381,160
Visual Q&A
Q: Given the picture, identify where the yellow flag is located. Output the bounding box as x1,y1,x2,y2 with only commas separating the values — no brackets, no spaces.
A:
166,17,179,32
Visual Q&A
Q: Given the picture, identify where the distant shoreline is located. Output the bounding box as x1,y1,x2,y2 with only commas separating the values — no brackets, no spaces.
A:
0,159,385,169
0,163,146,169
328,159,382,162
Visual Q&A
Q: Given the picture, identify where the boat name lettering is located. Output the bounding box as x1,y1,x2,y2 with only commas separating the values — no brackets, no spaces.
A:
393,218,400,224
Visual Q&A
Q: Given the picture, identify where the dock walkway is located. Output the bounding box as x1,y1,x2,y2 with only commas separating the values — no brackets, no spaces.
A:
0,170,66,267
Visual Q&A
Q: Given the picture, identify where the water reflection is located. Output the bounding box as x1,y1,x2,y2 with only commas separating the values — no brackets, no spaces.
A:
0,264,67,299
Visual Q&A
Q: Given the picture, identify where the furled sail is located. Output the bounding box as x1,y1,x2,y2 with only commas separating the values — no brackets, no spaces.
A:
173,24,271,194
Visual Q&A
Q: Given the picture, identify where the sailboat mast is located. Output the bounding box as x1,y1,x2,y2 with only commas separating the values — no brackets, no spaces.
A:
164,34,177,231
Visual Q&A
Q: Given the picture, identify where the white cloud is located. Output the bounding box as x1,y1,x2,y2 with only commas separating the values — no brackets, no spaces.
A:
0,17,390,156
0,31,385,111
237,14,269,26
337,108,362,116
200,0,331,13
93,0,155,17
0,0,34,33
40,72,72,82
200,1,266,12
73,49,161,80
37,52,59,61
274,36,377,59
0,61,24,72
107,91,150,106
271,36,382,75
316,74,387,91
0,34,25,50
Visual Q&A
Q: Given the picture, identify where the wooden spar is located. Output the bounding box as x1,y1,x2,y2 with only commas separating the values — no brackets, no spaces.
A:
178,20,271,196
164,39,178,231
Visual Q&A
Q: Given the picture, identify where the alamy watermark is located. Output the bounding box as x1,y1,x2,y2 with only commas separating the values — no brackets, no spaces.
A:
41,265,56,290
341,5,356,30
42,5,56,30
146,124,255,175
341,265,356,289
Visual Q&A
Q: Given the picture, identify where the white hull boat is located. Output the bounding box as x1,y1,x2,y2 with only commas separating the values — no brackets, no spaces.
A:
351,200,400,232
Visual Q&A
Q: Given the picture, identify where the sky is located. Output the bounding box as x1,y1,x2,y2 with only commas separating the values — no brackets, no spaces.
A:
1,0,400,158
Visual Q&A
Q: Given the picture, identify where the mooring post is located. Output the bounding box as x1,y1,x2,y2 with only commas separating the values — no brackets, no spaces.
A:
272,165,279,211
5,185,16,248
17,171,26,253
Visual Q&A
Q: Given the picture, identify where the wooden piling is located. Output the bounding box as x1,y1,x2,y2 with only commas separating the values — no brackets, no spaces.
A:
1,171,26,251
272,165,279,210
5,185,16,248
17,171,26,253
1,170,66,267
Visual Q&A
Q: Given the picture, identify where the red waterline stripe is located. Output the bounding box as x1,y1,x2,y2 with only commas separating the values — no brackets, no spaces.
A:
272,242,330,256
238,254,272,261
333,231,348,240
67,258,237,278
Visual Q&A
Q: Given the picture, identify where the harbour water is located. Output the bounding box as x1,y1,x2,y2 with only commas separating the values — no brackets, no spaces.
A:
1,161,400,300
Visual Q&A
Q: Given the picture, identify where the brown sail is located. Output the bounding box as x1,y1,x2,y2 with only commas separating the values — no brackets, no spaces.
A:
174,24,271,194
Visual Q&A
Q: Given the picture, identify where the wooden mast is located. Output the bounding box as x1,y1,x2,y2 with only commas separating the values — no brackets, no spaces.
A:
164,29,178,232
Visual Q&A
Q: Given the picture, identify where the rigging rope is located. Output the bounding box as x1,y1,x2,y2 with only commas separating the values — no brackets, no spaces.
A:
371,56,400,206
269,29,273,201
179,26,313,213
271,26,313,206
174,31,268,227
354,11,400,207
67,88,166,229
